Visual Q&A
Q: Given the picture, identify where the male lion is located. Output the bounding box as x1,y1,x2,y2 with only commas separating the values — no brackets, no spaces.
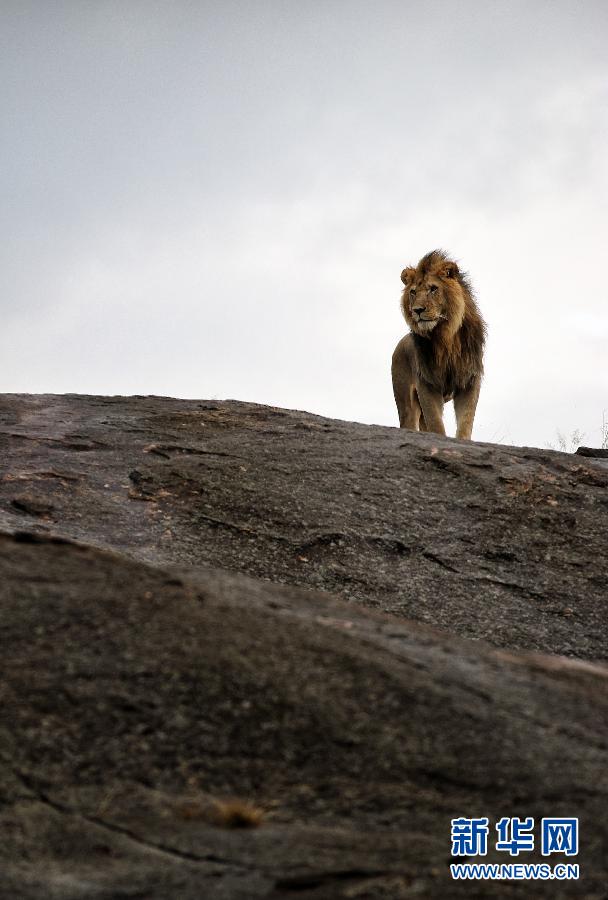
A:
391,250,486,440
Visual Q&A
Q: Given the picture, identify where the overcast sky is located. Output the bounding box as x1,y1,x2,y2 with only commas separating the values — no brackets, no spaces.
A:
2,1,607,448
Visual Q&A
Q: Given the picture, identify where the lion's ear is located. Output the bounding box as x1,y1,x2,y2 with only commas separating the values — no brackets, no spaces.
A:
439,261,459,279
401,267,415,285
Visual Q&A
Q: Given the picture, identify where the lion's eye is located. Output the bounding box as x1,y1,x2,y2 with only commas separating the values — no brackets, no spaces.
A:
429,284,438,293
409,289,416,298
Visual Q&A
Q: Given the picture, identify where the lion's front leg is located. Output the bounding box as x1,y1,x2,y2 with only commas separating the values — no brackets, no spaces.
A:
415,381,445,436
454,377,481,440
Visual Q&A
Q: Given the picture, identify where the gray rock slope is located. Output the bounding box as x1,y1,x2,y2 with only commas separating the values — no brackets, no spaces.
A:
1,394,607,898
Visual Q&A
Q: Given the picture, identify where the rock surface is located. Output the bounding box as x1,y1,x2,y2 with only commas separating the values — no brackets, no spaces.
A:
1,394,607,898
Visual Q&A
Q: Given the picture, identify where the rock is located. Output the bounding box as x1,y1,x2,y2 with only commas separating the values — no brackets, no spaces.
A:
576,446,608,459
1,394,607,660
1,532,607,898
1,394,607,897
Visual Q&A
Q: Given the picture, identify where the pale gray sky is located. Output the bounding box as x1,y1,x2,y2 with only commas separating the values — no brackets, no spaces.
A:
2,1,607,448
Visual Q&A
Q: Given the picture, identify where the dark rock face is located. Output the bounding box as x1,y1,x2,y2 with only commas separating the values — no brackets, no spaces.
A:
1,394,607,898
1,394,607,659
576,446,608,459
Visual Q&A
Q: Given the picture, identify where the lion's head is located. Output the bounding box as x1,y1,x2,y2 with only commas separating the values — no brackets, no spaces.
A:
400,250,467,340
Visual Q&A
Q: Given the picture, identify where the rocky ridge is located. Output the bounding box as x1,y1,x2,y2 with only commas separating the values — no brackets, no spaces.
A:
1,394,607,898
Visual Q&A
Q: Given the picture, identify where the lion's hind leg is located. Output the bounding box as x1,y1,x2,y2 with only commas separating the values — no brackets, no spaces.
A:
399,390,422,430
393,373,422,430
392,337,422,430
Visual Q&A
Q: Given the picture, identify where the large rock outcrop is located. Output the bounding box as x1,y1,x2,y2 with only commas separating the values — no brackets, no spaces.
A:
1,394,607,898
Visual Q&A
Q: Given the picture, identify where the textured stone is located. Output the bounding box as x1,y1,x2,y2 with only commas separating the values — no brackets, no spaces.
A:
1,394,607,897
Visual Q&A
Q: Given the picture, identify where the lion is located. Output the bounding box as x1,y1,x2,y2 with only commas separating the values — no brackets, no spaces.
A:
391,250,487,440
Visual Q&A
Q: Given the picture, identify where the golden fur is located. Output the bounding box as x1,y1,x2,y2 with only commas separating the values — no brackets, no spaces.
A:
391,250,486,440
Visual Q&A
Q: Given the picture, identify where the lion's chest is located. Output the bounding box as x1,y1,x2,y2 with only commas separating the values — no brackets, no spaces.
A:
414,340,474,398
439,364,460,400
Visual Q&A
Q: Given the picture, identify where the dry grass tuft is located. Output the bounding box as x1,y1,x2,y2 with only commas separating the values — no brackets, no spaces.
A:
173,796,264,828
211,798,264,829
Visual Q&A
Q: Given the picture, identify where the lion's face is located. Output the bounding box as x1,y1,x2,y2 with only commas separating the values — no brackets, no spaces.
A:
400,256,465,338
402,273,447,334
